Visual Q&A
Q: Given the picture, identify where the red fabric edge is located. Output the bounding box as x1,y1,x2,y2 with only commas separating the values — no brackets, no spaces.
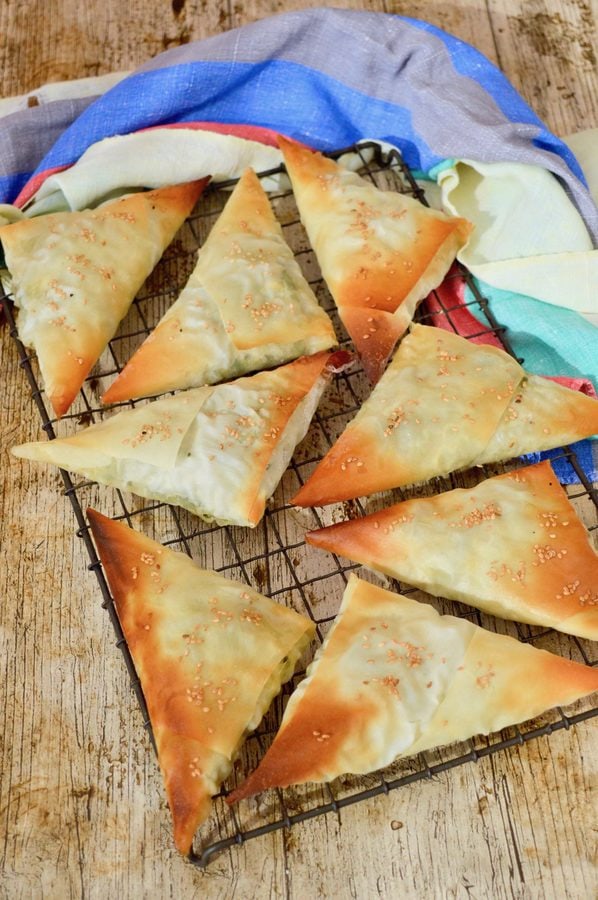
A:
424,264,596,396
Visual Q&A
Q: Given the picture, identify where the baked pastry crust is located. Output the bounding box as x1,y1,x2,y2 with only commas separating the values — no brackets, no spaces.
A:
87,509,314,854
307,461,598,640
228,575,598,800
102,168,336,403
0,181,206,416
292,324,598,506
13,351,338,527
279,137,472,382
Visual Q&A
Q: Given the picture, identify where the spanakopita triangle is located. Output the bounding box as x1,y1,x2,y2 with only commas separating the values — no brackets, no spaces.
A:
87,509,314,854
278,136,472,382
102,168,336,403
0,180,206,416
228,576,598,801
307,461,598,640
13,351,341,527
292,325,598,507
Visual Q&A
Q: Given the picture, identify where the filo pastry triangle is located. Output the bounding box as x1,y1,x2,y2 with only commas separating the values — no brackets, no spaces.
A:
307,461,598,640
102,168,336,403
13,351,341,527
228,575,598,801
292,324,598,507
278,136,472,383
0,180,206,417
87,509,315,855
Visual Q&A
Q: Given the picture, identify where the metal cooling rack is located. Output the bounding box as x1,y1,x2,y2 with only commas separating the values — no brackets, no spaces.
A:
2,143,597,868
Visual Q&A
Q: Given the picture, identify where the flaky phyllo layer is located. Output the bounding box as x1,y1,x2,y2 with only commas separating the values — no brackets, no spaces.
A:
87,510,314,854
228,576,598,801
307,462,598,640
0,181,206,416
103,168,336,403
13,352,338,527
293,325,598,507
279,137,472,383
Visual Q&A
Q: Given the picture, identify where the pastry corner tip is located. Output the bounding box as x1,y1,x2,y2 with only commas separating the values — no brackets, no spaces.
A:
304,526,330,549
289,483,315,508
100,380,126,406
48,393,75,419
86,507,120,544
225,773,267,807
276,132,295,151
291,471,347,509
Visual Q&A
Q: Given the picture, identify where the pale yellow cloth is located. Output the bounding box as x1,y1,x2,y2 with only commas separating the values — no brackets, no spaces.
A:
438,146,598,326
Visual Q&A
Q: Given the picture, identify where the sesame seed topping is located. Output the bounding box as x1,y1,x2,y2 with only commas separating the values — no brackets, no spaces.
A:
450,503,501,529
372,675,401,697
540,512,560,527
241,608,263,625
487,561,526,583
122,420,173,448
476,669,495,689
384,408,405,437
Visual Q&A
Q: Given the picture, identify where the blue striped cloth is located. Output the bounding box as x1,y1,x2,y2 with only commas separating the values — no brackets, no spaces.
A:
1,10,596,227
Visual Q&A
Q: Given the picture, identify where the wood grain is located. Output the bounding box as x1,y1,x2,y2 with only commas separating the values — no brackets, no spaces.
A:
0,2,597,899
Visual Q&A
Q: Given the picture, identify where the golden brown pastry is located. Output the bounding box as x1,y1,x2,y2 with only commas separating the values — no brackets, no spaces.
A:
87,509,314,854
102,168,336,403
13,351,340,527
278,137,472,382
0,180,206,416
228,575,598,801
307,461,598,640
292,324,598,507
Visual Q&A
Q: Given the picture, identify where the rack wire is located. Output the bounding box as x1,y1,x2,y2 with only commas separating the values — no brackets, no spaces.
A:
3,143,597,868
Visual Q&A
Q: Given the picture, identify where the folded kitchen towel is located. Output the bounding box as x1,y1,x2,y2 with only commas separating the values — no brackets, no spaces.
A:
0,9,595,226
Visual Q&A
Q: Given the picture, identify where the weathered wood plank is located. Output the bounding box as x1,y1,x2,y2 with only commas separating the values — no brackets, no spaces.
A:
488,0,598,136
0,1,232,98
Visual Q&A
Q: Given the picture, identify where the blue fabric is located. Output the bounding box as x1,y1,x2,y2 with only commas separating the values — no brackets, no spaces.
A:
468,280,598,392
1,9,596,237
0,170,30,201
523,442,598,486
30,61,442,176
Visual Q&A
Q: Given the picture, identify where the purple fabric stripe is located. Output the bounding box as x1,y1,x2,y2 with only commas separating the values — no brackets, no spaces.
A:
0,97,97,195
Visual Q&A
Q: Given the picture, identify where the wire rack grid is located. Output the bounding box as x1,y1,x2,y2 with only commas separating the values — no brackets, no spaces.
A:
2,143,597,868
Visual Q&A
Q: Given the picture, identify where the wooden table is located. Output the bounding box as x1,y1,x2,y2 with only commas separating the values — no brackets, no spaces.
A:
1,3,596,898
